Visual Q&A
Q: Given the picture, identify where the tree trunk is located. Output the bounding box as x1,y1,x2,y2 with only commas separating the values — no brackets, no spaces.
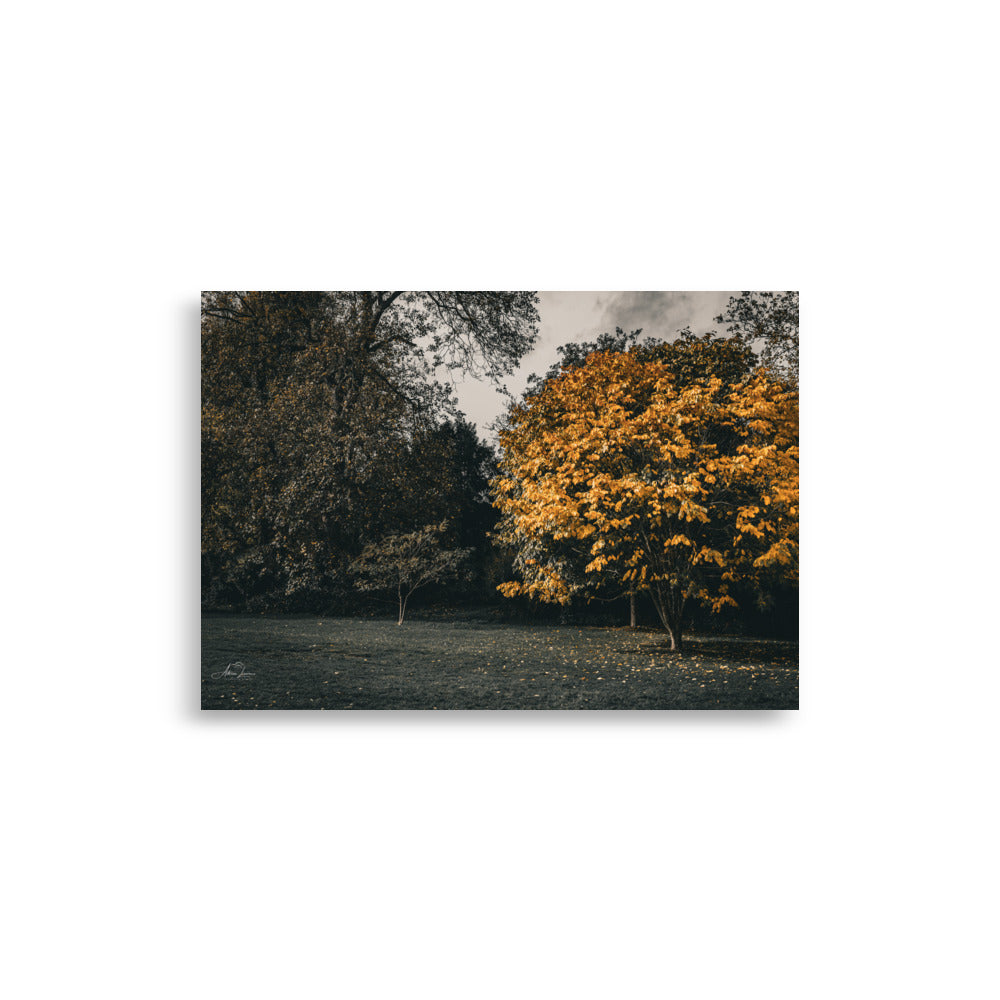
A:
649,584,685,651
629,592,637,628
664,620,681,652
398,584,406,625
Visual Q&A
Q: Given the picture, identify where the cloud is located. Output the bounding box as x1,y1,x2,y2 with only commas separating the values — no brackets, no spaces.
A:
598,291,738,342
453,291,741,435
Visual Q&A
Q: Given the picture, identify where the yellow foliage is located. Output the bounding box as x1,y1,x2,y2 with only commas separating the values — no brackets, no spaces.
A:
493,350,798,611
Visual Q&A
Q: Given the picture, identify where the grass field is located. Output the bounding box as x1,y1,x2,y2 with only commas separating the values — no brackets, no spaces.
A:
202,612,798,710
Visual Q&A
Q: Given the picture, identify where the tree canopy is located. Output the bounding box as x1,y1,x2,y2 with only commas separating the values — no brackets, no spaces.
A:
350,521,471,625
493,349,798,649
715,291,799,386
201,291,538,609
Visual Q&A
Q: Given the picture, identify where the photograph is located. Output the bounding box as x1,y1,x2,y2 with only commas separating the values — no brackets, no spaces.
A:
10,1,996,995
202,290,799,709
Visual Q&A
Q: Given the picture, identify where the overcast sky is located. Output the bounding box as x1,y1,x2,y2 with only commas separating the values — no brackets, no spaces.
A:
453,290,740,436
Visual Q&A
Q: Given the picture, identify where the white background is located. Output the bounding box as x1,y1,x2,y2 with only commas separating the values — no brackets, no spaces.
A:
3,2,996,998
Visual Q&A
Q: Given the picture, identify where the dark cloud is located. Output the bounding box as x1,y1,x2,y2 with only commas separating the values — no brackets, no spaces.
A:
599,291,738,342
455,291,741,434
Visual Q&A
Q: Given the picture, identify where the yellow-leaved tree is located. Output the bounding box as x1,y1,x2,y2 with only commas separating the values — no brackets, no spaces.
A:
493,350,798,650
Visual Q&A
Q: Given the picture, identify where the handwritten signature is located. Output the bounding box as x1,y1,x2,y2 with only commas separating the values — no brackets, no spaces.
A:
211,661,255,680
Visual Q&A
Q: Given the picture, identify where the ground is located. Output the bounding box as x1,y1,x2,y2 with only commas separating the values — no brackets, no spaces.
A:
202,613,798,710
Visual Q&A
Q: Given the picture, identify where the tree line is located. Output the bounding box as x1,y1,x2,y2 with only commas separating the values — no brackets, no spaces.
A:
201,291,535,610
202,291,798,638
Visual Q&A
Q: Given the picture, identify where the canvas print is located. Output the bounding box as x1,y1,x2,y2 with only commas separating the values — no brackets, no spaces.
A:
201,291,798,710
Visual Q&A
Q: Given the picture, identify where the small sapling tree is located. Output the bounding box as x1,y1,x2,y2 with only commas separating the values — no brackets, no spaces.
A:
349,522,471,624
